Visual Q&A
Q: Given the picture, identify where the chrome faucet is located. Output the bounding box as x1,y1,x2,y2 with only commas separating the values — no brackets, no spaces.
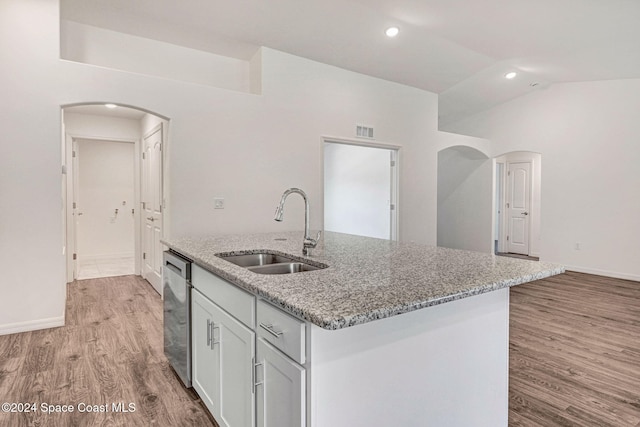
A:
274,188,321,255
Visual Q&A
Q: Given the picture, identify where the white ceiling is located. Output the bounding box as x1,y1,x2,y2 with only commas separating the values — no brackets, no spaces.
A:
60,0,640,127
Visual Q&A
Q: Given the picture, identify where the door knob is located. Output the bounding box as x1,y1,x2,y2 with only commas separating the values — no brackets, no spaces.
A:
147,217,155,222
522,212,529,216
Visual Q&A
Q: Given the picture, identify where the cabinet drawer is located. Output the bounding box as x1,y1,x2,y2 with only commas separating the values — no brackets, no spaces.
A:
257,299,306,364
192,264,255,328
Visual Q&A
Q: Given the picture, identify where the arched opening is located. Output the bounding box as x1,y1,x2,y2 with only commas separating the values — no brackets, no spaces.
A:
493,151,541,260
61,103,169,295
437,145,493,253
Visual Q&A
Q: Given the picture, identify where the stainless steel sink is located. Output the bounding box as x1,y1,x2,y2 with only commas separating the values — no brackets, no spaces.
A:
247,262,322,275
216,252,327,275
218,253,297,267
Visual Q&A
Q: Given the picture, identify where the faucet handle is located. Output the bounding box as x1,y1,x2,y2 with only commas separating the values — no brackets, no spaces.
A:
305,231,322,247
303,231,321,256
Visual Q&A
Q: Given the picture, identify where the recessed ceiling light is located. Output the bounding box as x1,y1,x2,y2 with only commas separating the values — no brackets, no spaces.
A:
504,72,517,80
385,27,399,38
105,103,118,109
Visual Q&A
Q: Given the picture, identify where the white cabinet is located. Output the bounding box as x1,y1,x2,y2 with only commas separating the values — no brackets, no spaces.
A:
192,289,255,427
191,264,306,427
192,289,219,413
256,338,306,427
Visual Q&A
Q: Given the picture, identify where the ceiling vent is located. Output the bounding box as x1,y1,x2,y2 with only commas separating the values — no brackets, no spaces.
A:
356,125,374,139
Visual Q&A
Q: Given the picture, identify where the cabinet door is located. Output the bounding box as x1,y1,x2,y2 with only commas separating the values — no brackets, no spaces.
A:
192,289,256,427
192,289,220,415
214,302,256,427
257,338,306,427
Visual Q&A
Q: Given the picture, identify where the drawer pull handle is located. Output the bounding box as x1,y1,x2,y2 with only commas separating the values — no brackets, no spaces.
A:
207,319,220,349
211,322,220,349
253,358,264,393
259,323,283,338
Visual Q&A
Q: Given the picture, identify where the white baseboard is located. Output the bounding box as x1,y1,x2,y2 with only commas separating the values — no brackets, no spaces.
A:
563,264,640,282
0,315,65,336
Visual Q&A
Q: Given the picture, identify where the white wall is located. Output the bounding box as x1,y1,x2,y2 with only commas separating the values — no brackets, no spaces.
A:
437,146,493,253
449,80,640,280
76,139,135,259
0,0,489,334
167,44,450,245
1,1,69,334
324,143,392,240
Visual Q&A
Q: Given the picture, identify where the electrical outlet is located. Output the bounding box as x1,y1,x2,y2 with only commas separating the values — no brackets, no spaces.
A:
214,198,225,209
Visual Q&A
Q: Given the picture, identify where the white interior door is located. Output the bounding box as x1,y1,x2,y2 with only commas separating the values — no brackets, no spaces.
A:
507,162,531,255
324,141,398,240
142,125,163,294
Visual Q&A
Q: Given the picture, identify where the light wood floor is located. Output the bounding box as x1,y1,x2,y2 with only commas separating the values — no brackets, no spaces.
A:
1,272,638,426
0,275,216,427
510,271,640,426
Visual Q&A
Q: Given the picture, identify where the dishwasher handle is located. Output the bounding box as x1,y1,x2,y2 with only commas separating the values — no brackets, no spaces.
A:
163,251,191,280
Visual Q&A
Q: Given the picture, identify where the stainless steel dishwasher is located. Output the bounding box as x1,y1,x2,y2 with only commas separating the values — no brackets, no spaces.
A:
163,250,192,388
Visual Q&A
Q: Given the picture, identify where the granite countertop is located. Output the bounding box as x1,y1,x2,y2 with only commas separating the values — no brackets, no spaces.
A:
163,231,565,330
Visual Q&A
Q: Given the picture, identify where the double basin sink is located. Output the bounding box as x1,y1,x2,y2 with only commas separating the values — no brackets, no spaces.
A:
216,252,328,275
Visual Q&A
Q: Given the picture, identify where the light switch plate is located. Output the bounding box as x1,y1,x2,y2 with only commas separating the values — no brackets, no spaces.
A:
214,198,225,209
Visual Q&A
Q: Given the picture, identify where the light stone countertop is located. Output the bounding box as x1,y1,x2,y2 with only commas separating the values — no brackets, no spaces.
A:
163,231,565,330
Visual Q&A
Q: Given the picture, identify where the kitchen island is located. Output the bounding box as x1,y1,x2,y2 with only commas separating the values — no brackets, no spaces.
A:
164,231,564,427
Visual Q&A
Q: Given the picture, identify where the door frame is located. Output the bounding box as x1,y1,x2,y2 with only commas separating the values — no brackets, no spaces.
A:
321,136,400,241
493,152,540,257
505,161,532,255
493,161,505,254
64,133,140,282
141,122,166,294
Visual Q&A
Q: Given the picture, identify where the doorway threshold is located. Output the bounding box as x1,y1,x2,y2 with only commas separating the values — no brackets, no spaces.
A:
496,252,539,262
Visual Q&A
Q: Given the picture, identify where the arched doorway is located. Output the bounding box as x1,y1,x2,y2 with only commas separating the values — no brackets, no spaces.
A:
61,103,169,295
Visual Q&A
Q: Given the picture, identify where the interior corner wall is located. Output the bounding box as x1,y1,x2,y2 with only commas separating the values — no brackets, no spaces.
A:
437,147,493,253
447,80,640,280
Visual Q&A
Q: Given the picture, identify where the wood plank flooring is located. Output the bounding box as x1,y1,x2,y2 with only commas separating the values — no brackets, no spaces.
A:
1,271,638,426
0,275,217,427
509,271,640,426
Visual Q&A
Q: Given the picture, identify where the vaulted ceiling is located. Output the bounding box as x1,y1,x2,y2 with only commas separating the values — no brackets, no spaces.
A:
61,0,640,128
